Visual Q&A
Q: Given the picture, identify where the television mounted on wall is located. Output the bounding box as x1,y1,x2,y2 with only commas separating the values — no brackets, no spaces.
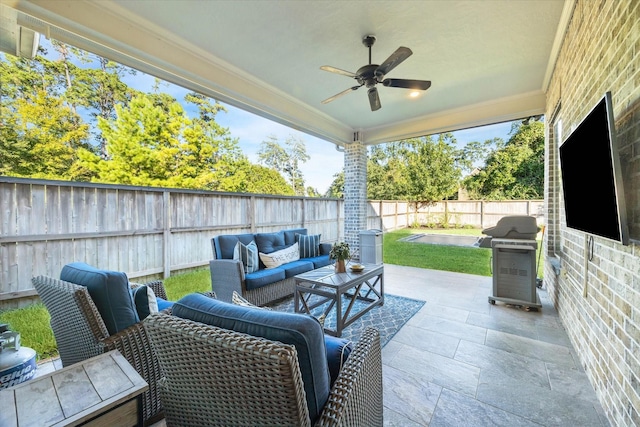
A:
559,91,629,245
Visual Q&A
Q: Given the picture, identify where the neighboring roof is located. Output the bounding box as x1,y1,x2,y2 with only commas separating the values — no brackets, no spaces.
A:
6,0,573,146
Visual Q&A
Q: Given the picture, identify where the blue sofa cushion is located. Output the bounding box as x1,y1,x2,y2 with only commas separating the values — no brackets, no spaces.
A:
307,255,332,269
214,233,255,260
255,231,286,254
324,335,353,386
284,228,307,245
245,268,286,291
296,233,320,258
279,259,315,278
60,262,139,335
173,293,331,423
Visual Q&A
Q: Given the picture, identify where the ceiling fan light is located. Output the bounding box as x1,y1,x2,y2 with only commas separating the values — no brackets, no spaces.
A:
409,91,421,98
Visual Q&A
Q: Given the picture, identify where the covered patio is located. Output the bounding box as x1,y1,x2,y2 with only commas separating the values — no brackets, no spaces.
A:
3,0,639,425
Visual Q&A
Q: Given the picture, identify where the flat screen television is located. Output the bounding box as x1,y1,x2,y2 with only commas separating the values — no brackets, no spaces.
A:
559,91,629,245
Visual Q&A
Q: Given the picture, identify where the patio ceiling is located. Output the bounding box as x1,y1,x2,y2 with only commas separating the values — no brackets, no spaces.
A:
5,0,572,146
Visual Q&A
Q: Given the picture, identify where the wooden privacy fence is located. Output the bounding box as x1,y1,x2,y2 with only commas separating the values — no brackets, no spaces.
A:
368,199,545,231
0,177,542,309
0,178,343,309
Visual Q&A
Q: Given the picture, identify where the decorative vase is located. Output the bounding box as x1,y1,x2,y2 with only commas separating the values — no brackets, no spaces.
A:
335,259,346,273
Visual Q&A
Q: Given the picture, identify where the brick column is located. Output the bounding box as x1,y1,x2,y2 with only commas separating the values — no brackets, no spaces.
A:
343,140,367,259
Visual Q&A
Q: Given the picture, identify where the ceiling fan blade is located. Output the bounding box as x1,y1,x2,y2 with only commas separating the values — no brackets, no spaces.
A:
321,85,361,104
368,87,381,111
375,47,412,78
320,65,357,78
382,78,431,90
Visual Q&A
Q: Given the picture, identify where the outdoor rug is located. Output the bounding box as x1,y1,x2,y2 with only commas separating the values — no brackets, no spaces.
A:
268,293,425,347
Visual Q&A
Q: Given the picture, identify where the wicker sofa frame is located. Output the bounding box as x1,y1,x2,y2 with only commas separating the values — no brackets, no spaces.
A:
32,275,167,426
144,313,383,426
209,259,298,306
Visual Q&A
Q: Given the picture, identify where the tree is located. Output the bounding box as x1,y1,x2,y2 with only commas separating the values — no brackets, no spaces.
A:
462,121,544,199
325,171,345,198
73,94,225,188
257,135,310,195
223,160,295,195
367,134,461,202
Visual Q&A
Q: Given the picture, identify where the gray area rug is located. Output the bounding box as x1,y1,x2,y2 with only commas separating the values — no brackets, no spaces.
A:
269,293,425,347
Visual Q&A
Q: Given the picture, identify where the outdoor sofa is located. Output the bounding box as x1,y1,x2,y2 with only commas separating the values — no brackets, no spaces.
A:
210,228,332,306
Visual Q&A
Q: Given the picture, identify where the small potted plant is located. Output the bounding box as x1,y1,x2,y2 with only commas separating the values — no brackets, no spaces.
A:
329,241,350,273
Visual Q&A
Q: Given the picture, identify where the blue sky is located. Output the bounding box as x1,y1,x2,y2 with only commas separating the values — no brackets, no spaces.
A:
40,38,514,193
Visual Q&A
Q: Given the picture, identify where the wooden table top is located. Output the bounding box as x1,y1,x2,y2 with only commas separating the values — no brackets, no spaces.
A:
0,350,148,427
294,263,384,290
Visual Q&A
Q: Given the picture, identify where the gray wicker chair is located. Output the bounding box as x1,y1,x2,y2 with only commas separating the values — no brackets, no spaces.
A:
144,313,383,427
32,275,167,426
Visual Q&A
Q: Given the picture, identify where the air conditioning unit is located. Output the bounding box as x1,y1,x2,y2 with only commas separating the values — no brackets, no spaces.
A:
0,5,40,59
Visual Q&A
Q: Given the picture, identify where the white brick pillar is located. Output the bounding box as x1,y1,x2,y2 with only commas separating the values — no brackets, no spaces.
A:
343,140,367,259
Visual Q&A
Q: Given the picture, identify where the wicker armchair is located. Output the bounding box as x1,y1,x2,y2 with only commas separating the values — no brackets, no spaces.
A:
32,275,167,426
144,313,383,427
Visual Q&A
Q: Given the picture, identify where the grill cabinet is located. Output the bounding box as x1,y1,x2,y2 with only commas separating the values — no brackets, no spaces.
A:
483,216,541,310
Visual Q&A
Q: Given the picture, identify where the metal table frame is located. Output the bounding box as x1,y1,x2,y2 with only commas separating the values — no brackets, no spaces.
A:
294,264,384,337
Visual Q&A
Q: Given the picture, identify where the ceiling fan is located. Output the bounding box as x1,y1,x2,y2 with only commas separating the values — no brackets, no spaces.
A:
320,35,431,111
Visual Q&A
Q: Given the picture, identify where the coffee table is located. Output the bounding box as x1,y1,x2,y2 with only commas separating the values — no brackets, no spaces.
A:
294,263,384,337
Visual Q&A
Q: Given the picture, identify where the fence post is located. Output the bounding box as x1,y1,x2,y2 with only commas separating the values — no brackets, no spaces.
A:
250,195,256,232
163,190,171,279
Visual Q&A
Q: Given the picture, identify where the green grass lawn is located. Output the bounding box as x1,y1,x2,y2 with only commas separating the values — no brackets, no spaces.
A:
0,227,542,360
384,228,492,276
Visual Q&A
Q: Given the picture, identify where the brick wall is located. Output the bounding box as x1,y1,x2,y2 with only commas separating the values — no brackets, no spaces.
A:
343,141,368,256
544,0,640,425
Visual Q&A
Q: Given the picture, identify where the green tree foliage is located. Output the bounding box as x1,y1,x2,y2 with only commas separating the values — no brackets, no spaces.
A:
224,160,294,195
1,45,296,195
74,93,242,189
258,135,310,195
462,121,544,199
368,134,461,202
1,53,90,177
325,171,344,198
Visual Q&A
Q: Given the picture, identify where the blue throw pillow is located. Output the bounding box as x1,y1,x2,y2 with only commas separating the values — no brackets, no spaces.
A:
130,284,158,320
156,298,174,311
60,262,139,335
233,240,259,273
296,233,320,258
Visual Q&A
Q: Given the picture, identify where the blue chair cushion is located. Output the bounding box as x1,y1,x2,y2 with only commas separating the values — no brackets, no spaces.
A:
214,234,255,260
60,262,139,335
324,335,353,386
279,259,315,278
172,293,331,423
244,268,286,291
